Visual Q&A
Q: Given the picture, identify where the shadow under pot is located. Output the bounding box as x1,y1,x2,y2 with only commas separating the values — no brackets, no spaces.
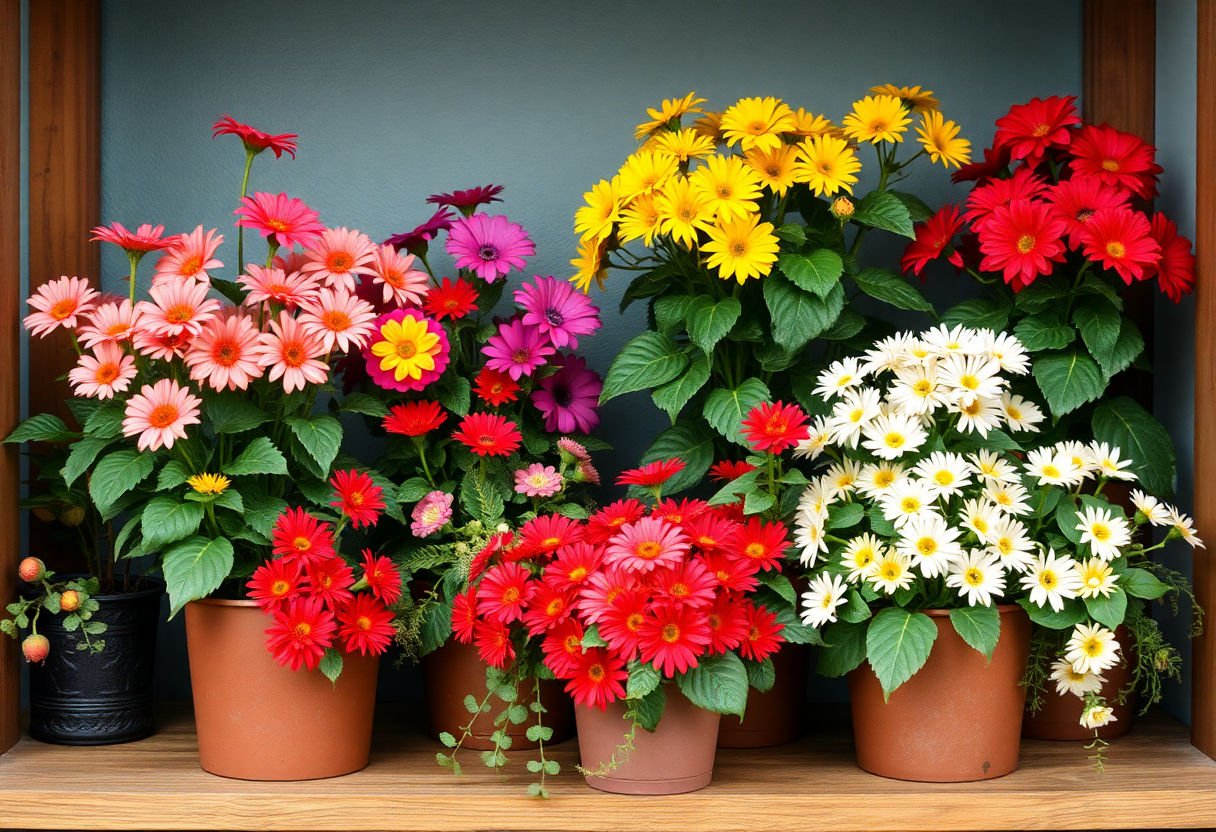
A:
1023,625,1136,741
27,576,164,746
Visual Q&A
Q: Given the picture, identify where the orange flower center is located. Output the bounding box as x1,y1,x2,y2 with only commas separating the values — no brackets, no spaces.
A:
748,626,761,641
348,491,365,507
662,623,681,643
669,582,689,597
327,252,353,272
568,566,587,582
744,542,766,560
542,536,561,549
49,299,77,320
323,310,353,331
293,536,312,552
512,348,531,364
626,612,644,632
283,343,306,368
587,663,605,682
267,218,290,233
563,635,581,653
545,598,564,616
1105,241,1126,259
271,580,291,596
357,615,372,632
1016,234,1036,254
396,339,418,359
213,342,239,367
94,363,120,385
318,574,333,589
708,613,722,630
1102,159,1120,172
502,586,520,604
1032,123,1051,137
165,304,194,324
730,241,747,256
293,622,312,641
635,541,662,560
105,322,129,336
147,404,179,429
179,255,203,276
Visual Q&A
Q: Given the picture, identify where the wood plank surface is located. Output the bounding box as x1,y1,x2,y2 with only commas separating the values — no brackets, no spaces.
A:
0,709,1213,831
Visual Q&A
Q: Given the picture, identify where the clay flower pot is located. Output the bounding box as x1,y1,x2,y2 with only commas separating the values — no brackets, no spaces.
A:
576,686,720,795
849,605,1031,782
718,644,810,748
1023,625,1136,741
421,639,573,751
185,599,379,781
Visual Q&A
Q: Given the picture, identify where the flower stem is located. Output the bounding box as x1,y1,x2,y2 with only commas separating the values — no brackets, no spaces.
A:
237,149,255,272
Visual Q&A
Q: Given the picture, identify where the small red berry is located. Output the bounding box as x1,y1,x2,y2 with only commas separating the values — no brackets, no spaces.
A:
59,590,81,613
22,634,50,664
17,557,45,583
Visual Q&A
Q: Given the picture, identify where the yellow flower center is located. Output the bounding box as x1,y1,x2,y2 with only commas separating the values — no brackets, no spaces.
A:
662,623,681,643
1102,159,1120,172
1083,637,1103,657
1091,523,1111,541
884,432,905,449
293,622,312,639
1016,234,1036,254
1039,570,1057,589
934,470,954,486
916,537,937,557
965,568,984,587
1106,241,1126,259
635,541,662,560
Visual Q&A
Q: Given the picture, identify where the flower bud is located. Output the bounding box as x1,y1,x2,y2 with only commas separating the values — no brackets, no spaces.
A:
60,505,86,527
17,557,45,583
831,196,855,219
59,590,81,613
22,634,50,664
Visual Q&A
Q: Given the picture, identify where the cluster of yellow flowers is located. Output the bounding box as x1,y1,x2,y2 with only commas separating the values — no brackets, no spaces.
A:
571,85,971,291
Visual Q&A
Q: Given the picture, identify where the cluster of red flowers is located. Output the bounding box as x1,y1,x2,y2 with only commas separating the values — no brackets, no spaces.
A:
902,95,1194,300
450,461,787,710
247,471,401,671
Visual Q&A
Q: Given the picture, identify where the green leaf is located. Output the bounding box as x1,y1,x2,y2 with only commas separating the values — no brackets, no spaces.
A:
140,495,205,552
949,606,1001,659
653,294,698,333
5,413,76,444
600,332,688,402
777,249,843,297
1093,319,1144,380
286,415,344,474
397,477,434,503
89,450,155,514
686,296,742,354
853,191,915,238
821,308,866,341
1014,312,1075,351
703,378,771,446
319,649,344,684
83,405,125,439
459,466,505,526
651,352,710,421
743,490,776,515
437,376,472,417
773,224,807,245
1055,495,1083,544
242,494,289,539
1091,396,1177,497
205,396,270,434
745,657,776,693
888,191,934,222
827,503,864,530
865,607,938,697
940,298,1010,331
763,273,844,351
156,459,192,491
1121,567,1170,600
581,624,609,648
211,488,244,514
626,661,661,699
340,393,390,419
1085,588,1128,629
163,535,235,616
634,419,715,496
838,590,872,624
851,268,934,313
439,731,458,748
676,652,749,718
1018,597,1087,629
817,620,868,677
61,437,112,486
224,437,289,477
631,684,666,732
1032,350,1105,416
758,571,797,606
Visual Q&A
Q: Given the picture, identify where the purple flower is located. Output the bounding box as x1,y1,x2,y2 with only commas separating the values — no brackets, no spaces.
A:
482,319,555,380
514,275,602,350
384,208,455,255
410,490,454,538
445,214,534,282
426,185,504,214
532,355,602,434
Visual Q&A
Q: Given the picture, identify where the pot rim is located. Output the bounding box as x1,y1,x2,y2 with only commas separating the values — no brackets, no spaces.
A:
188,597,258,608
23,573,166,603
916,603,1025,618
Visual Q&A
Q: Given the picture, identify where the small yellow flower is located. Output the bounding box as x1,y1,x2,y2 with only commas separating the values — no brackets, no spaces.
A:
787,108,841,139
843,94,912,144
618,192,663,246
831,196,856,219
720,96,797,154
692,111,725,143
573,177,622,243
690,154,763,222
745,144,799,197
651,128,716,163
634,92,706,139
187,473,231,495
917,110,972,169
617,150,679,201
569,237,608,293
869,84,940,114
654,176,715,248
370,315,440,382
793,135,862,196
702,213,780,284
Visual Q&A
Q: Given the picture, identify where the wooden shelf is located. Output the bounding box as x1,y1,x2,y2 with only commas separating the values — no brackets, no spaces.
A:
1,708,1215,831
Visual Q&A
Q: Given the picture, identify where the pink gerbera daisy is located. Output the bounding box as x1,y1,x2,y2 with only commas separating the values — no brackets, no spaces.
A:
410,490,454,537
297,287,377,353
532,355,602,434
234,192,325,252
23,276,98,337
132,329,191,361
603,516,691,573
445,213,535,282
369,244,429,307
68,342,137,400
514,275,602,349
138,280,222,338
514,463,564,498
152,225,224,286
252,312,330,393
481,319,554,380
237,264,320,310
183,313,265,391
76,299,141,349
212,115,298,159
90,222,176,255
300,227,377,292
121,378,203,451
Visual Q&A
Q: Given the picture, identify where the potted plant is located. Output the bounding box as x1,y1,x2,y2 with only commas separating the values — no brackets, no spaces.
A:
767,324,1200,780
570,85,969,745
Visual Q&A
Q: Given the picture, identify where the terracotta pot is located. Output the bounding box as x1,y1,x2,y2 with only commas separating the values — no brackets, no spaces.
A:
717,644,810,748
421,639,573,751
576,686,720,795
849,605,1031,782
185,599,379,781
1023,625,1136,741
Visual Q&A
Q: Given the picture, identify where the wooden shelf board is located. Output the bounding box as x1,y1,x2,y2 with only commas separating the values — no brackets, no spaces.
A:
1,708,1215,831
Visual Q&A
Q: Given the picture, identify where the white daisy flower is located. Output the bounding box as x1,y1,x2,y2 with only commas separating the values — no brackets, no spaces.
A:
988,515,1036,572
1168,507,1205,549
813,357,864,400
860,412,928,460
840,533,884,583
980,330,1031,375
868,548,915,594
793,515,829,567
983,480,1032,516
1000,393,1045,432
897,513,964,579
1075,557,1117,599
828,386,882,448
1050,658,1105,698
888,362,950,416
945,549,1006,607
940,353,1005,405
1075,505,1132,561
960,497,1001,542
823,458,863,500
791,415,833,461
970,449,1020,484
921,323,980,356
1025,447,1075,487
1020,548,1082,612
1065,622,1121,675
1130,488,1171,526
859,334,915,376
1089,442,1137,481
952,394,1004,437
1080,703,1118,730
800,573,851,628
1057,441,1099,484
878,478,938,528
854,461,906,500
912,451,974,500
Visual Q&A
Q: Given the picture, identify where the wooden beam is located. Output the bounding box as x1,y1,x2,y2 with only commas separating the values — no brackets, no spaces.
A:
1191,0,1216,761
0,0,22,757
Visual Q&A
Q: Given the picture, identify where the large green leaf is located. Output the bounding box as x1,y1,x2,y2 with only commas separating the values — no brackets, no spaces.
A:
163,535,235,616
776,249,843,297
340,393,390,419
1094,320,1144,380
676,652,749,718
817,620,868,677
1013,312,1075,351
703,378,771,445
1091,396,1176,496
1032,350,1105,416
1084,588,1128,629
1121,567,1169,600
206,396,270,434
89,450,155,514
286,415,344,475
61,437,113,486
940,298,1010,331
1018,597,1087,630
626,661,661,699
459,466,505,525
851,268,934,313
5,413,76,444
600,332,688,402
651,352,710,421
1072,296,1121,364
635,419,715,496
156,459,192,491
686,296,742,355
242,494,289,539
140,495,205,552
763,273,844,351
865,607,938,697
745,657,776,693
852,191,915,238
631,684,666,732
83,404,125,439
949,606,1000,659
224,437,289,477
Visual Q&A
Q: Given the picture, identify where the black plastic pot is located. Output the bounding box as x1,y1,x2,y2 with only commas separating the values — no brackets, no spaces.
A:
27,577,164,745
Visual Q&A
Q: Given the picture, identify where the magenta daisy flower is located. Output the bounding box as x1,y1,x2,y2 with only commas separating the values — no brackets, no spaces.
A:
384,208,455,256
426,185,504,215
514,275,602,349
532,355,602,434
445,214,535,282
514,464,564,498
363,308,451,393
481,318,554,380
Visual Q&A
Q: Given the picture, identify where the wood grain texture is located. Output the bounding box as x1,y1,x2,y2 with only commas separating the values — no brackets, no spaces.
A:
0,709,1214,831
1192,0,1216,761
0,0,21,758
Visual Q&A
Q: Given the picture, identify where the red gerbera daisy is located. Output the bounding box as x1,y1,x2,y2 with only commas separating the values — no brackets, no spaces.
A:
1079,206,1161,284
705,593,750,654
1069,124,1162,199
738,602,784,662
304,557,355,609
962,167,1048,231
901,205,965,276
1043,176,1132,248
652,558,718,608
451,588,479,644
577,567,633,623
541,618,586,678
1148,213,1195,302
212,115,298,159
652,498,709,527
977,198,1068,290
471,366,521,406
522,583,575,635
90,222,176,255
246,558,304,611
452,412,523,457
596,588,648,658
586,499,648,545
423,276,480,321
329,469,386,528
474,619,516,669
565,647,628,710
426,184,505,213
616,458,685,487
951,144,1011,184
469,531,515,582
736,517,791,571
336,594,395,656
265,596,337,671
383,400,447,437
360,549,402,606
517,514,584,559
742,401,809,454
696,551,760,593
476,562,533,624
992,95,1081,166
638,603,712,677
271,507,336,566
544,542,603,592
684,512,743,555
708,460,758,483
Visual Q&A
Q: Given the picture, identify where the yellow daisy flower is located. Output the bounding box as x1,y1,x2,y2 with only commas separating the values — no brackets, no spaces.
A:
702,213,780,284
652,128,715,163
745,145,799,197
570,238,608,293
843,94,912,144
370,315,440,383
187,473,230,495
693,111,725,143
634,91,706,140
916,110,972,169
793,135,862,196
720,96,797,154
787,108,840,139
618,192,663,246
869,84,940,114
573,177,622,243
690,154,762,222
654,176,715,249
617,150,679,201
